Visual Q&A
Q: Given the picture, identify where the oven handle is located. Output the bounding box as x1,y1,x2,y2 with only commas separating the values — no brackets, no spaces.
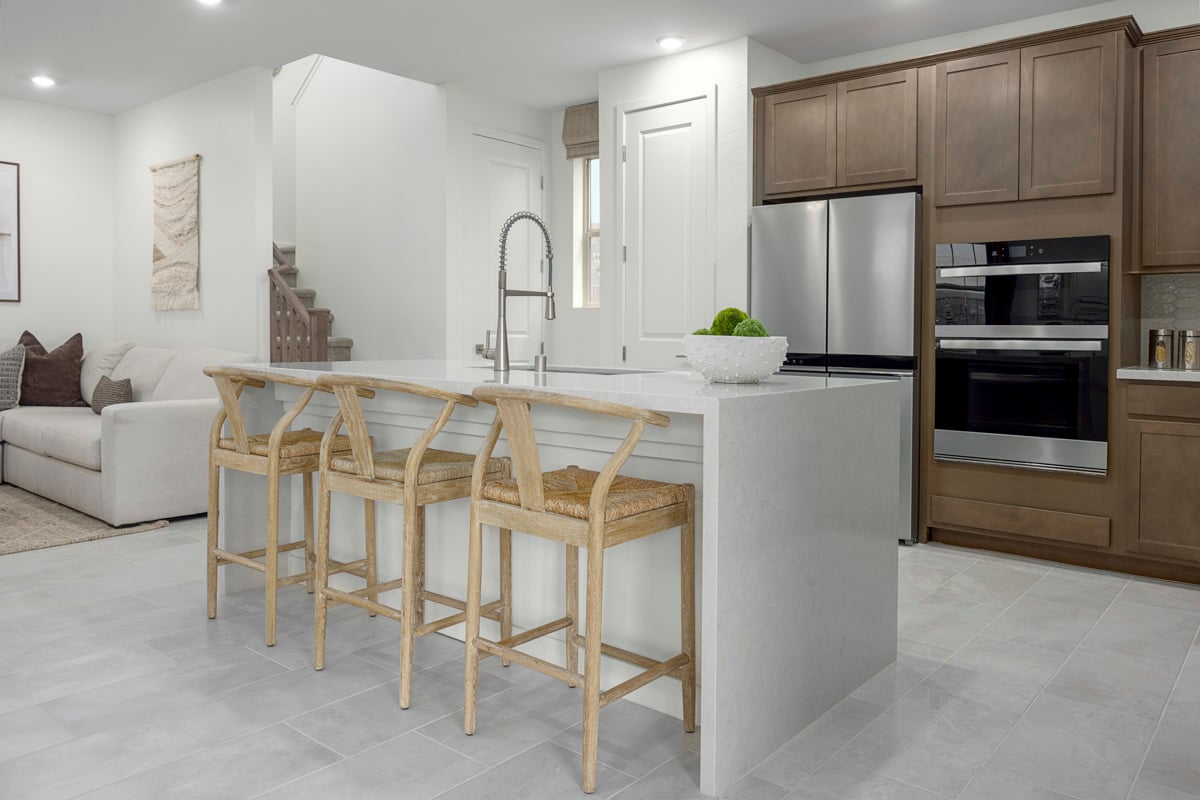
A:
936,339,1105,352
935,261,1106,278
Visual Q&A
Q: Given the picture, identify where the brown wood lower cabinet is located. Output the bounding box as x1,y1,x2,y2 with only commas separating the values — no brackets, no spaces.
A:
930,495,1111,547
1124,383,1200,564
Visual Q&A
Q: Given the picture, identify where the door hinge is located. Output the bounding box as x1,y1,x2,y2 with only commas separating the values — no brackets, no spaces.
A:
622,245,627,263
622,345,627,362
540,176,544,190
622,145,627,162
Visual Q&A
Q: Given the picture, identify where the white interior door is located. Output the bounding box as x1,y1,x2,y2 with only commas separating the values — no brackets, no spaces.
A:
622,95,711,368
469,133,545,364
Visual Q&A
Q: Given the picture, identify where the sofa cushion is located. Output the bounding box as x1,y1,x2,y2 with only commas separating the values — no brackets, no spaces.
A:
91,375,133,414
18,331,87,407
110,346,176,401
81,340,136,405
151,348,255,401
1,407,102,470
0,343,25,411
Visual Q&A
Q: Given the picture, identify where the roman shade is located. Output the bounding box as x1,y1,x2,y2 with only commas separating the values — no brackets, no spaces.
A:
562,101,599,159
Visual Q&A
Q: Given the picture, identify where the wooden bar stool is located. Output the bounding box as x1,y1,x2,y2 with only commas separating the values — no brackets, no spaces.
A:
313,374,511,709
204,366,364,647
463,385,696,794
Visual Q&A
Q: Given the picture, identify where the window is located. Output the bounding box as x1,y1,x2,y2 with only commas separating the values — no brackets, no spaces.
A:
582,157,600,308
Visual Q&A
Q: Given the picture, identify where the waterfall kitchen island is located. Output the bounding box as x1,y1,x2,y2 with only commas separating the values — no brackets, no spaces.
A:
216,360,901,795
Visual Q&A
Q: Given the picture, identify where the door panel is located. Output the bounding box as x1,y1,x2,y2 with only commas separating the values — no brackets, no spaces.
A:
1019,33,1117,199
837,68,918,186
623,97,710,368
935,51,1020,206
828,193,917,359
761,86,837,196
750,202,827,359
470,134,544,364
1141,37,1200,267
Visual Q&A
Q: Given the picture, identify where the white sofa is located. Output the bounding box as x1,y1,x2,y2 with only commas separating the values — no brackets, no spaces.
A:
0,342,254,525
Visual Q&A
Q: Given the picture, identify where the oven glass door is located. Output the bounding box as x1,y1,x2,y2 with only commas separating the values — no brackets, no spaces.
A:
935,267,1108,327
935,341,1107,443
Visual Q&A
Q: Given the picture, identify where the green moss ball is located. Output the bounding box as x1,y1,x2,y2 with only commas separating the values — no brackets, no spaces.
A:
691,327,711,335
733,318,769,337
710,307,749,336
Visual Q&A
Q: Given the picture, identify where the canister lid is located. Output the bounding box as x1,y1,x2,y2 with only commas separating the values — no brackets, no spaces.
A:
1149,329,1174,336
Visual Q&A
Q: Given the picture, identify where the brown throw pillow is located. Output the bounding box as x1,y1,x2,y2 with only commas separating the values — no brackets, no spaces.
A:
18,331,87,407
90,375,133,414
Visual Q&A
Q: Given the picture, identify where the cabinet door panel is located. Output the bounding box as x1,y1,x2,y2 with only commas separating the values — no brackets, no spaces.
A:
761,86,837,195
837,68,918,186
1141,37,1200,267
1127,419,1200,563
1019,33,1117,199
935,51,1020,206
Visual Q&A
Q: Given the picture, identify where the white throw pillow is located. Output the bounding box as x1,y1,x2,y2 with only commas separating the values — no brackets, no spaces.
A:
80,340,136,405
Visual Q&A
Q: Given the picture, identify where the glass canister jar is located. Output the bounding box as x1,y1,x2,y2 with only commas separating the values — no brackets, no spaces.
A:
1149,329,1174,369
1177,329,1198,371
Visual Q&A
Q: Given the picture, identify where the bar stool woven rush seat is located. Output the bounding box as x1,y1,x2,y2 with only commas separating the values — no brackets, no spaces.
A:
204,366,363,647
313,374,511,710
463,385,696,794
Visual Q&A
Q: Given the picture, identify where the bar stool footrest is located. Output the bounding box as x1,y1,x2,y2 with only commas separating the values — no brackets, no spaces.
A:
475,637,583,687
600,653,690,707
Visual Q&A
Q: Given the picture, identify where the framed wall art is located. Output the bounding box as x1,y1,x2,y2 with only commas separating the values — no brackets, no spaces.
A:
0,161,18,302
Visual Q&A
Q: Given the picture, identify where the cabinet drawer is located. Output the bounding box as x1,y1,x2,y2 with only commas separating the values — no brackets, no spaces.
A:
931,495,1111,547
1127,383,1200,420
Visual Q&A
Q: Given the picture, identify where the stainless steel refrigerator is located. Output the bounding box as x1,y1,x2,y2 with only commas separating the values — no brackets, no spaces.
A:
750,192,921,543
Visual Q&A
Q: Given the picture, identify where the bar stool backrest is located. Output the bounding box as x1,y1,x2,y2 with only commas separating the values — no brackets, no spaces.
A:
203,366,328,456
314,374,479,486
471,385,670,520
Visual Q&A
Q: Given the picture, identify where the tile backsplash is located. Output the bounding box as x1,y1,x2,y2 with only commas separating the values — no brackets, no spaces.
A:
1140,274,1200,364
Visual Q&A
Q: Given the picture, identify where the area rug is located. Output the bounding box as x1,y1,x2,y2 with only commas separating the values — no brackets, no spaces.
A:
150,153,201,310
0,485,168,555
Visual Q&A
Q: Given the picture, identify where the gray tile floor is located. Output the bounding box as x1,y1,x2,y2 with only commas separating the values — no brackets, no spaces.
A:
1,518,1198,799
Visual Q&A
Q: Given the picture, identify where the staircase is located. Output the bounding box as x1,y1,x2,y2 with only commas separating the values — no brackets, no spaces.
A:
269,244,354,362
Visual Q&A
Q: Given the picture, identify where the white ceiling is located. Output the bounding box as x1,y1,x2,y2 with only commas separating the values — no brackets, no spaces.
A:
0,0,1106,115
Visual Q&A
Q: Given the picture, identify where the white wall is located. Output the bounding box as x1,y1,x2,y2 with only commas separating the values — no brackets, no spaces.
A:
0,97,116,347
293,57,446,361
443,83,554,362
113,67,273,355
272,55,321,247
547,39,754,368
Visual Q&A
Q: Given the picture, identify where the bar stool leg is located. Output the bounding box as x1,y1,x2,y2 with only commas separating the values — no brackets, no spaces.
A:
565,544,579,686
399,498,419,710
303,471,316,594
499,528,512,667
314,475,332,671
265,460,281,647
415,506,427,626
681,490,697,733
206,460,220,620
463,509,484,735
581,530,606,794
364,499,378,616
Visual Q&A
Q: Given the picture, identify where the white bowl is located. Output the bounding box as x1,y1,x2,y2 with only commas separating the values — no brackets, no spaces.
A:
683,335,788,383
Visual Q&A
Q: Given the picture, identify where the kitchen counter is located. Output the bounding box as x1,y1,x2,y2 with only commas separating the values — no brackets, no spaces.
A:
1117,367,1200,383
218,360,902,795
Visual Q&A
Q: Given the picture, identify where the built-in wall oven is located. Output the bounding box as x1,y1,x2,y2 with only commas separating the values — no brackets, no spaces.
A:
933,236,1110,475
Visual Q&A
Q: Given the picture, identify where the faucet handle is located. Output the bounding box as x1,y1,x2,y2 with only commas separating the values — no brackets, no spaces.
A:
485,330,493,349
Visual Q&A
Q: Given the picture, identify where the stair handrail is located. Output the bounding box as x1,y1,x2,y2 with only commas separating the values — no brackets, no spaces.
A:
267,248,330,362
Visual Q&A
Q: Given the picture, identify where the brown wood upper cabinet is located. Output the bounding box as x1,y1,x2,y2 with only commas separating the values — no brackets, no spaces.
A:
1140,35,1200,267
759,68,916,198
760,84,837,195
934,32,1118,206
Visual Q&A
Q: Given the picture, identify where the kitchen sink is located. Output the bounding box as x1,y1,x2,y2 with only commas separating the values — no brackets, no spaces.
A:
468,364,658,376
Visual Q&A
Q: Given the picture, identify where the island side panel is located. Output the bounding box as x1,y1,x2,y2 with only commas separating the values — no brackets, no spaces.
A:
701,380,899,795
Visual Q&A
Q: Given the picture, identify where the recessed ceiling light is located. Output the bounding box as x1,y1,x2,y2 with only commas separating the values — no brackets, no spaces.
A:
657,35,686,51
31,75,55,88
197,0,222,5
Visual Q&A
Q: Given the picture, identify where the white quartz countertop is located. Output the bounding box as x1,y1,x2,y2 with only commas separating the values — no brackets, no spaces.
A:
246,359,891,414
1116,367,1200,384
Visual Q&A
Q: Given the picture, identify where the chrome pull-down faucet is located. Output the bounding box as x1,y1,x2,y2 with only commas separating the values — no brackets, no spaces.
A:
494,211,555,374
